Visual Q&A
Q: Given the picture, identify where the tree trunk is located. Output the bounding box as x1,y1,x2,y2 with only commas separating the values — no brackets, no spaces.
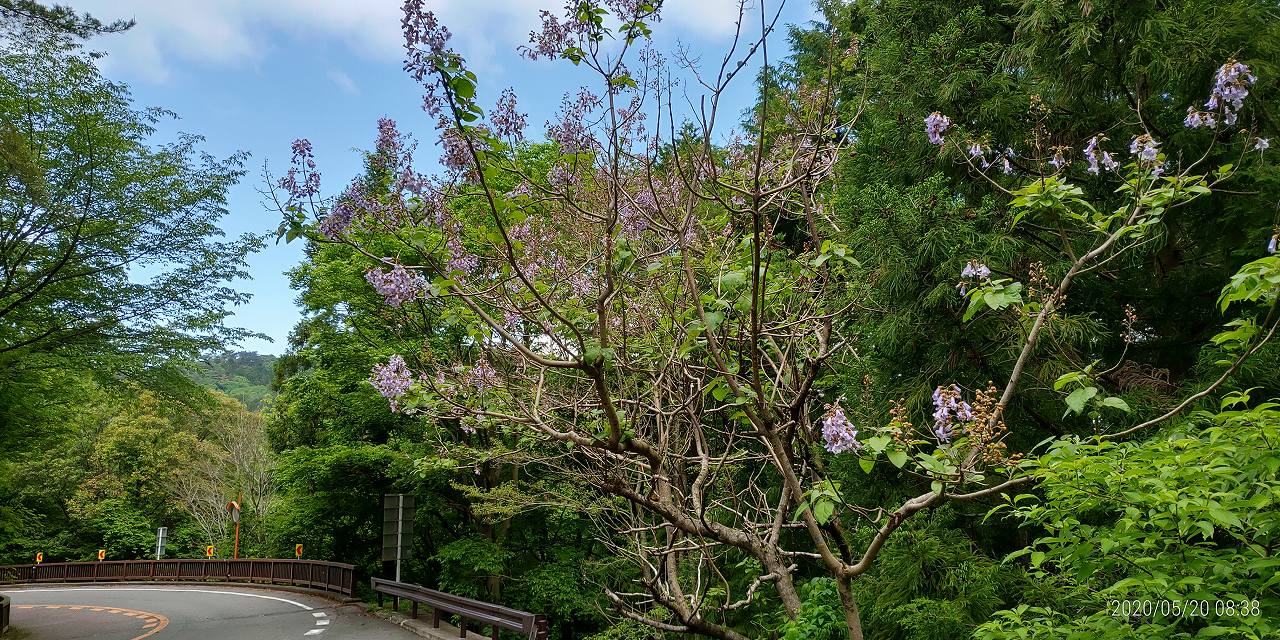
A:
836,576,864,640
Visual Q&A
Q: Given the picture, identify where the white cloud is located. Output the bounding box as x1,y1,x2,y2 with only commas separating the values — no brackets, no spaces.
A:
73,1,762,83
663,0,755,39
327,68,359,95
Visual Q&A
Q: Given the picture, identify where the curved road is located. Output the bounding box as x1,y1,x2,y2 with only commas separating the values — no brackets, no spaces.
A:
1,585,420,640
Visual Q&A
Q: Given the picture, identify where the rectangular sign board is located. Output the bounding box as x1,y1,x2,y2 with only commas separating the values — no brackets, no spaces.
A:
381,494,415,562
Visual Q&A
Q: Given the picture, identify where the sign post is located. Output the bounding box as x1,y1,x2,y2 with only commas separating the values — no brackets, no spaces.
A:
381,494,415,582
206,545,216,558
226,499,241,560
97,549,105,561
35,552,43,564
294,544,303,559
155,527,168,560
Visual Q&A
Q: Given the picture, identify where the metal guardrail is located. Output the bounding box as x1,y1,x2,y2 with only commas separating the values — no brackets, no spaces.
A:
371,577,548,640
1,593,9,635
0,560,356,598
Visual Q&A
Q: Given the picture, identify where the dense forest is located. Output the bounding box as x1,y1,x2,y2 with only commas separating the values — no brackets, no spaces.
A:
190,351,278,411
2,1,1279,639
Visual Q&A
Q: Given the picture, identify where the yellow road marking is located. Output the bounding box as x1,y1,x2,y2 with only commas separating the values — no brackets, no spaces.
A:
17,604,170,640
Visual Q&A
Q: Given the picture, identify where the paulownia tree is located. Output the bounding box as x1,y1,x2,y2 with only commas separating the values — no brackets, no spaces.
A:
273,1,1277,637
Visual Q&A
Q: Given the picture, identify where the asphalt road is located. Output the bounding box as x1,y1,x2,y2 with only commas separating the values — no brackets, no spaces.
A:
1,585,422,640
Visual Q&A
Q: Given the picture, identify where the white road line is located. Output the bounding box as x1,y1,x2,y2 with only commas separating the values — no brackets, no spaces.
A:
304,629,325,636
316,619,330,626
312,612,327,618
1,587,315,611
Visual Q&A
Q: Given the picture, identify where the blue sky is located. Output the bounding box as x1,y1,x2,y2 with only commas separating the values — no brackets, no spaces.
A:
79,1,819,354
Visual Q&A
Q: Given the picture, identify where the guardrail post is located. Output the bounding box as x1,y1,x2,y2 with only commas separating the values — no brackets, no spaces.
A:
411,602,418,619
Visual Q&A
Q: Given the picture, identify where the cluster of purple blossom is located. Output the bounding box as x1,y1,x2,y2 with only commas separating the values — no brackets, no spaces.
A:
519,1,661,60
1269,234,1278,255
520,8,587,60
446,231,478,276
415,181,448,226
375,117,404,157
615,94,648,145
439,125,490,177
1129,134,1160,164
932,385,973,444
548,89,602,155
820,403,860,454
402,0,452,83
925,112,951,146
463,358,499,392
370,355,414,411
1083,136,1119,175
956,260,991,295
966,142,1015,175
618,203,648,238
365,262,426,307
279,139,321,204
1187,59,1256,128
1049,147,1068,171
319,181,378,240
492,88,527,141
605,0,660,20
547,164,583,189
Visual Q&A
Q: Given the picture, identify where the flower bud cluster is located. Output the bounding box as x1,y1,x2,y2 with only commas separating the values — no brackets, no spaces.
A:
1026,261,1052,306
886,398,913,447
965,383,1017,466
1123,304,1139,344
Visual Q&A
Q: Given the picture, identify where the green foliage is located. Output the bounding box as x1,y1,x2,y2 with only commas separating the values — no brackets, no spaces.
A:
778,579,846,640
269,444,409,568
978,402,1280,638
0,0,134,37
433,536,511,599
0,20,263,384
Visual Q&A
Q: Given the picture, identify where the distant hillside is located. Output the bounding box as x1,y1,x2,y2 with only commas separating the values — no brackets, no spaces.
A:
191,351,278,411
